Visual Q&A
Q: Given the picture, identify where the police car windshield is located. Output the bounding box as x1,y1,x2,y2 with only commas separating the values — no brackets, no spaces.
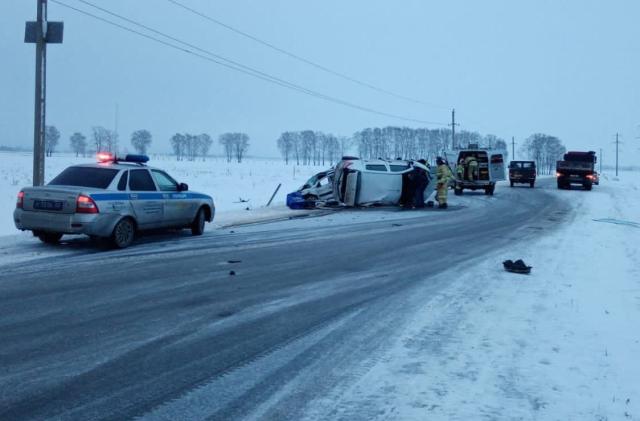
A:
48,167,119,189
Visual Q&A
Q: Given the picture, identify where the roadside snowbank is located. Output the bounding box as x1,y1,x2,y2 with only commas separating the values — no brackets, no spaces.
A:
305,172,640,420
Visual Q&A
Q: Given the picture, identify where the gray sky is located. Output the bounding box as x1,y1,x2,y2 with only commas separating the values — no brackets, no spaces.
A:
1,0,639,163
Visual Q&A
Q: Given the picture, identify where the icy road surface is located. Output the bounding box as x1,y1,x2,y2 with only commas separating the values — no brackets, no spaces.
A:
2,177,636,420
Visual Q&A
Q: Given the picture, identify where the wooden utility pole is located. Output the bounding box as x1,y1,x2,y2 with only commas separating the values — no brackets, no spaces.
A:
449,108,459,150
32,0,46,186
25,0,63,185
511,136,516,160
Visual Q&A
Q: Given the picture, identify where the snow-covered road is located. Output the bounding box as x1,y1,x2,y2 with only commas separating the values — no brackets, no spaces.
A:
0,173,637,420
306,173,640,421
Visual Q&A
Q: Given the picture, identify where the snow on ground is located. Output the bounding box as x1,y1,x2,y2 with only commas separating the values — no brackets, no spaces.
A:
302,172,640,420
2,150,638,419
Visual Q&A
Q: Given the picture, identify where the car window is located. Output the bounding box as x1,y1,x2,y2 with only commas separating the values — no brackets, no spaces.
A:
117,171,128,191
523,162,534,168
129,169,157,191
151,170,178,191
48,167,119,189
365,164,388,171
389,164,410,172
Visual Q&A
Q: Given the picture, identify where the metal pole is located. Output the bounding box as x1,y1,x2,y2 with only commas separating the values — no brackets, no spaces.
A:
266,183,282,207
33,0,47,186
511,136,515,160
451,108,456,150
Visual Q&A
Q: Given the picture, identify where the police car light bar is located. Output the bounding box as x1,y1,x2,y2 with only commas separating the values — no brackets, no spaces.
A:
123,154,149,163
96,152,149,164
96,152,115,162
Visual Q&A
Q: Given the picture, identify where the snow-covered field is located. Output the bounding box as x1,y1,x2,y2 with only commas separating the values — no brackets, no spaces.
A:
0,151,326,237
304,172,640,420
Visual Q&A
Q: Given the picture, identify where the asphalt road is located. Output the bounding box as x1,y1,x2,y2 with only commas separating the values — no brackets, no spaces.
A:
0,180,571,420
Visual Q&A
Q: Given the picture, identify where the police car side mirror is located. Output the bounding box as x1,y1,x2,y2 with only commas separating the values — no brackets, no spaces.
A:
178,182,189,192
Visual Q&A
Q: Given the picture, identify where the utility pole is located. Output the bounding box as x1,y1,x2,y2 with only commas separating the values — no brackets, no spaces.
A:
32,0,46,186
449,108,459,150
511,136,516,160
25,0,63,186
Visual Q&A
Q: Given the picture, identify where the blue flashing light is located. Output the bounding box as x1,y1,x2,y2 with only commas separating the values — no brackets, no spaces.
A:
124,154,149,163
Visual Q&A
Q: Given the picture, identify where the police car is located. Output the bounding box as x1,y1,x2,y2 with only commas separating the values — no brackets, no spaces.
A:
14,153,215,248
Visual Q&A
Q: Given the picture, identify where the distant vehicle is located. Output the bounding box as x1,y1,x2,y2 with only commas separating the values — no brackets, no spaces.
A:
508,160,536,188
556,151,597,190
287,157,436,208
14,153,215,248
593,171,600,185
448,148,506,195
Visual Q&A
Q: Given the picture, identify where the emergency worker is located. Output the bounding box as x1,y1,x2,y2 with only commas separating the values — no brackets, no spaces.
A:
436,156,452,209
464,155,479,181
412,161,429,208
456,158,465,180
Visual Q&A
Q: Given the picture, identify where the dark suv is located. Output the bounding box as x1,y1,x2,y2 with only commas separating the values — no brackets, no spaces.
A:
508,161,536,188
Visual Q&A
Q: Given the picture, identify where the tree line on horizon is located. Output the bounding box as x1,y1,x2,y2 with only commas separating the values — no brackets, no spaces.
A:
41,125,251,163
40,124,566,171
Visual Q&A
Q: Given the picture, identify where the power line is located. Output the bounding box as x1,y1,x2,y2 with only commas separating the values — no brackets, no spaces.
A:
51,0,447,126
167,0,451,110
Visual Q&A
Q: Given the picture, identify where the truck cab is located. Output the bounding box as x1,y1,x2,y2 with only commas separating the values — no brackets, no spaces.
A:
556,151,597,190
450,148,506,196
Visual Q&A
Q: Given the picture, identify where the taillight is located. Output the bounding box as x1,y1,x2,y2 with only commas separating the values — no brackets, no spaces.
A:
76,195,99,214
586,174,594,180
556,172,563,177
16,191,24,209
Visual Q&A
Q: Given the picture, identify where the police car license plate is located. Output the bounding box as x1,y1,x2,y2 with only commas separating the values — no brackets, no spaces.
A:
33,200,64,211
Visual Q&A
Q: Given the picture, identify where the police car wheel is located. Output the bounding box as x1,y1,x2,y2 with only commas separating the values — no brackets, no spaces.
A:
112,218,135,248
37,232,63,244
191,208,206,236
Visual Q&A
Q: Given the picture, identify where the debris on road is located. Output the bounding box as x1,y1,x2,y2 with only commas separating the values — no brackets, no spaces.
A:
503,259,532,274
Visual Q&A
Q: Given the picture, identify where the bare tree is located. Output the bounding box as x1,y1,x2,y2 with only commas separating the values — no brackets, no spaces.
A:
233,133,249,163
197,133,213,160
69,132,87,157
277,131,294,164
170,133,187,161
92,126,117,153
131,129,152,155
219,133,234,162
522,133,566,174
45,125,60,157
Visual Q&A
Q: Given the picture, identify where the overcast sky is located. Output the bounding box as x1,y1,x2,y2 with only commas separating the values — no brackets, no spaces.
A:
1,0,639,163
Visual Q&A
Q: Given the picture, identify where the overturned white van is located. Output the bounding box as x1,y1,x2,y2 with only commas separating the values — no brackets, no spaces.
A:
287,157,436,208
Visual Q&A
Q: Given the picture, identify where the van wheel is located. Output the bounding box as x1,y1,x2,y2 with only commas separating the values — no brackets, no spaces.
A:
37,232,63,244
191,207,206,236
510,180,514,187
584,183,592,191
112,218,135,249
530,181,535,188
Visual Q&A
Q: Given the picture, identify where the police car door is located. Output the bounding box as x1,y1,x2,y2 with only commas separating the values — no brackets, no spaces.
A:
151,169,191,226
128,169,165,229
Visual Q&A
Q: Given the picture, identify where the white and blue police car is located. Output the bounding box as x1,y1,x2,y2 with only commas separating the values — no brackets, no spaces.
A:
14,153,215,248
